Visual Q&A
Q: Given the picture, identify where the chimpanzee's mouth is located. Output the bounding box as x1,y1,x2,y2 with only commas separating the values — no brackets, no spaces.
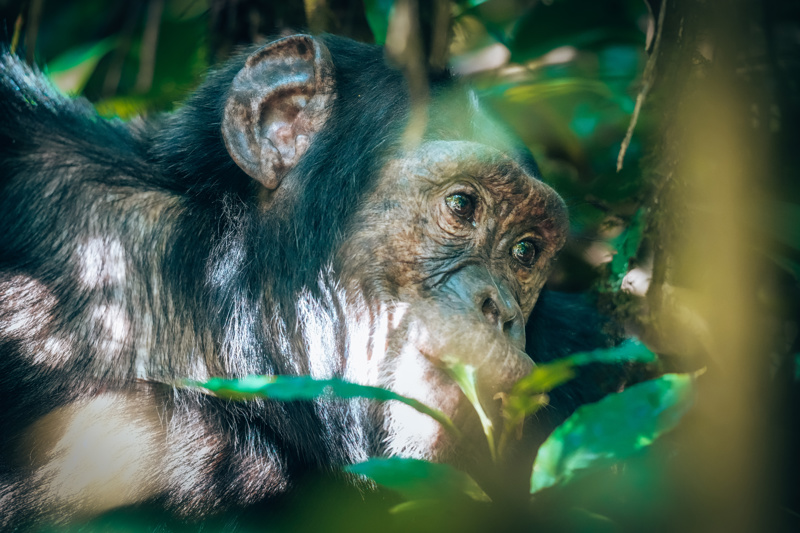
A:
381,343,499,464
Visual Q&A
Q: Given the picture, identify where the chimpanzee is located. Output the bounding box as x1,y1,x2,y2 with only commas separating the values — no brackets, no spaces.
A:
0,34,620,527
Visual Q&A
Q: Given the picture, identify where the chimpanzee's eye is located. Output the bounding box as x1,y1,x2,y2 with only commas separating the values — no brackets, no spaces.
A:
511,239,536,266
445,193,475,221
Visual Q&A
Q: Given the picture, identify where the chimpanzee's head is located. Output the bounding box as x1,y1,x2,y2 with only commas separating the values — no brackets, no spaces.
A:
220,34,568,466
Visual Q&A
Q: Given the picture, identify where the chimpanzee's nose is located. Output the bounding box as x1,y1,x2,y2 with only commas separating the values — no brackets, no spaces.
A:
440,264,527,349
477,288,525,349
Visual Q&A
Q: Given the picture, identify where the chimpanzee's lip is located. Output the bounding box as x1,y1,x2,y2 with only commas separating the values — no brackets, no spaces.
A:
407,347,496,449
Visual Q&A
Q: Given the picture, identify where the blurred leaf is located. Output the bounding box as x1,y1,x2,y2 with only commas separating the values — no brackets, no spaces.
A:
509,338,655,400
499,339,656,454
440,357,496,460
509,0,647,62
345,457,490,502
609,208,645,288
165,0,210,20
457,0,493,8
94,97,152,120
567,507,617,532
364,0,395,44
566,338,656,366
453,0,494,18
795,354,800,382
765,252,800,281
47,38,116,94
511,359,576,397
530,373,695,493
502,79,614,104
388,499,441,514
189,375,460,438
763,200,800,250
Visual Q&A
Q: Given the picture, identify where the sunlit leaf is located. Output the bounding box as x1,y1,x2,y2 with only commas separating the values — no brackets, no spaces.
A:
94,97,151,120
608,208,645,289
566,338,657,367
530,373,695,493
502,79,614,104
500,338,657,453
345,457,490,502
187,375,461,438
47,38,116,94
440,357,496,460
363,0,395,44
511,359,575,397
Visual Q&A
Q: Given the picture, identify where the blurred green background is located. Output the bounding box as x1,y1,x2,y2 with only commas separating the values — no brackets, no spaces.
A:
2,0,799,531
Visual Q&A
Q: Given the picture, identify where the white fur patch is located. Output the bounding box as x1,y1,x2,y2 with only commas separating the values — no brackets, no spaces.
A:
28,393,165,516
77,237,127,288
0,275,56,339
91,303,130,361
384,343,445,460
0,275,77,368
297,279,339,380
34,335,75,368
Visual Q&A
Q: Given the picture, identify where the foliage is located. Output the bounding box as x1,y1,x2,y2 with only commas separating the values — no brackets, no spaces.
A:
188,375,461,437
186,338,691,519
8,0,797,530
530,373,694,493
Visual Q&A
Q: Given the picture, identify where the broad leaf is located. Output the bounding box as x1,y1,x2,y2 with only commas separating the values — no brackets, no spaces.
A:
363,0,395,44
345,457,490,502
530,373,695,493
440,357,496,461
499,338,657,453
189,375,460,438
47,38,116,94
608,208,645,289
565,338,656,367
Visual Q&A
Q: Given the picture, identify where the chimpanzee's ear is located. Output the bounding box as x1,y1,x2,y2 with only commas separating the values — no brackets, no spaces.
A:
222,35,335,190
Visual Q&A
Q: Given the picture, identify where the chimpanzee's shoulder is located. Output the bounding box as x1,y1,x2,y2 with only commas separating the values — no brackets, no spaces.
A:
0,51,146,165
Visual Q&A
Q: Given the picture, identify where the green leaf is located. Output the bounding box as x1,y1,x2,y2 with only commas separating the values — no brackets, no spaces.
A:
762,200,800,250
363,0,395,44
47,38,116,94
457,0,493,9
509,0,647,63
499,339,657,453
608,208,645,289
565,338,657,367
453,0,494,17
510,359,576,397
502,79,614,104
440,357,496,461
345,457,490,502
186,375,461,438
530,373,695,493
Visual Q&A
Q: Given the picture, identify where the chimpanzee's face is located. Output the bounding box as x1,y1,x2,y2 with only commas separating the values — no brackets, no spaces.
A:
218,32,570,464
336,140,568,462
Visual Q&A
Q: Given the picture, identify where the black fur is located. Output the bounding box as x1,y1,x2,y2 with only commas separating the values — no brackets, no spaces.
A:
0,35,620,527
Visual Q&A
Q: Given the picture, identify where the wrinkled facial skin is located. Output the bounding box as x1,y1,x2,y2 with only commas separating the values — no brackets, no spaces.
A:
336,140,568,463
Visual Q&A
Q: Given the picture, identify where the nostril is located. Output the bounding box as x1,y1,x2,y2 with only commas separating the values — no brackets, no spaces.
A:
481,297,500,327
502,317,515,335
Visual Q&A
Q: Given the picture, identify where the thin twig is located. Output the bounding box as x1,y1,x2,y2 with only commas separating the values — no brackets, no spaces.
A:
135,0,165,94
385,0,429,148
617,0,667,172
103,4,142,98
24,0,43,65
10,12,23,55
